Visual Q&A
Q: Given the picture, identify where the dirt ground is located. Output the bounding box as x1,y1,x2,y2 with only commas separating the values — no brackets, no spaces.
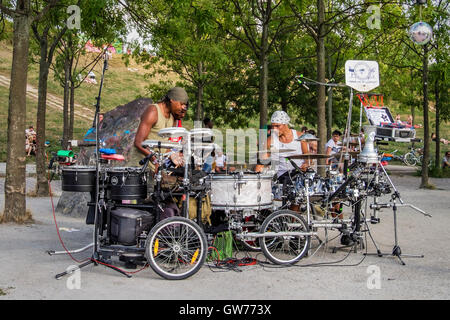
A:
0,173,449,300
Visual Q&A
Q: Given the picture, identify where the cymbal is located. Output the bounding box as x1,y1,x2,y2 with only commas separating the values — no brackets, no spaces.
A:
142,140,181,149
192,143,220,150
342,141,360,146
333,151,360,159
296,133,320,141
250,148,297,154
158,127,188,138
296,137,320,141
287,153,330,160
190,128,214,137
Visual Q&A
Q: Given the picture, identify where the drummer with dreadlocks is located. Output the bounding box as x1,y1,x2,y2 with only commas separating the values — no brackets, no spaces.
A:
130,87,189,168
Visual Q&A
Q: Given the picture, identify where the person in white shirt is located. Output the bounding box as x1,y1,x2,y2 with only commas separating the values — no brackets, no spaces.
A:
325,130,342,165
25,126,36,137
214,151,227,173
255,110,309,177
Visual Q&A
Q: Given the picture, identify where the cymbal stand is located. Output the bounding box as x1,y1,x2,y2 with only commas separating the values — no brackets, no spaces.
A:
364,162,431,265
181,133,193,218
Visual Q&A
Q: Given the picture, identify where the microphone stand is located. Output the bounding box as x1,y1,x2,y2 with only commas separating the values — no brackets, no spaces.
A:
54,49,130,279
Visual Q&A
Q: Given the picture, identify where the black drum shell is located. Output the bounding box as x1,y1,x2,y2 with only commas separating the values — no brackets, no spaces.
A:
107,168,147,201
61,166,96,192
110,208,155,245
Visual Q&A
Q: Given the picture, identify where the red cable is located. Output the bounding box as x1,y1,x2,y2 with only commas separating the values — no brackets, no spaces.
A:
47,153,90,264
208,246,221,262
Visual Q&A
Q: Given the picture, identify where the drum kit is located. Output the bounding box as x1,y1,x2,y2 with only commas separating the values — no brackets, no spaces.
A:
50,125,430,280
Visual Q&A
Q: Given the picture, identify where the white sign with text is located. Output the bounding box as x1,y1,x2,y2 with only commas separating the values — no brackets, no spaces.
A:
345,60,379,92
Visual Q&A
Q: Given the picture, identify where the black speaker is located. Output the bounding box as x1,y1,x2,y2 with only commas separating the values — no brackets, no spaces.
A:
110,208,155,245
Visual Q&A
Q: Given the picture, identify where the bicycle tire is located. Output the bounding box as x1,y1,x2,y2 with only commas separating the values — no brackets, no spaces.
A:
145,216,207,280
404,152,417,166
259,210,310,265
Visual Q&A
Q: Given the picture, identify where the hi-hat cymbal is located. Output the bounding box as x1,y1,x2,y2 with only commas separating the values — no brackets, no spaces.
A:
158,127,188,138
142,140,181,149
287,153,330,160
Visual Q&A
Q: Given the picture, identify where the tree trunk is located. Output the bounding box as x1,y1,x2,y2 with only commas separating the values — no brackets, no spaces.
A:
259,17,269,129
195,62,203,122
316,0,327,176
62,53,70,149
69,78,75,141
35,40,50,197
2,1,31,223
326,51,333,141
434,73,440,169
280,88,288,113
420,45,430,188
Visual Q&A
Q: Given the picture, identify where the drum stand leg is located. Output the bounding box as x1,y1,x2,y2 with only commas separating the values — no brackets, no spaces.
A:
47,243,94,256
364,193,424,266
54,256,131,280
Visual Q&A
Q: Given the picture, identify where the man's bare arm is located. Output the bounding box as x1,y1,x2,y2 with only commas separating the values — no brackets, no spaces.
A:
134,105,158,156
255,136,272,172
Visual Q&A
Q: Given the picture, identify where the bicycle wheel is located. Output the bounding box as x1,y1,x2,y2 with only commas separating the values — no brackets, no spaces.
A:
259,210,310,265
145,216,207,280
404,152,417,166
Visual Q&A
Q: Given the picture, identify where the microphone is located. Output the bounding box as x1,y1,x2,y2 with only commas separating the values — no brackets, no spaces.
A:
296,75,310,90
139,152,154,166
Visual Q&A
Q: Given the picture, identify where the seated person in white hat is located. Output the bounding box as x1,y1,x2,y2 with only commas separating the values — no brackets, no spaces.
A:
255,110,309,177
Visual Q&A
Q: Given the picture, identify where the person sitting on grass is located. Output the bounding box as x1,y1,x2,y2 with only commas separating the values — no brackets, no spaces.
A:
442,151,450,169
431,133,449,145
26,135,36,156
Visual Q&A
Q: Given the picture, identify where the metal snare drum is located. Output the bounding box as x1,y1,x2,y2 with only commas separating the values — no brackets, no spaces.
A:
61,165,96,192
206,172,273,210
106,167,147,201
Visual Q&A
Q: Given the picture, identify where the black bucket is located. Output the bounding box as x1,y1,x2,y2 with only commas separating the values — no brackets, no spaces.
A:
107,167,147,201
61,166,96,192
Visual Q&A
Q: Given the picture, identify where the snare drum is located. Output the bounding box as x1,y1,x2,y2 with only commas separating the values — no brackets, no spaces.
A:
107,167,147,201
61,166,96,192
206,172,273,210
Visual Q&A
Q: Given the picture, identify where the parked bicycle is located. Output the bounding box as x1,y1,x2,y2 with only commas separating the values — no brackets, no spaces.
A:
381,148,432,168
404,147,432,167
